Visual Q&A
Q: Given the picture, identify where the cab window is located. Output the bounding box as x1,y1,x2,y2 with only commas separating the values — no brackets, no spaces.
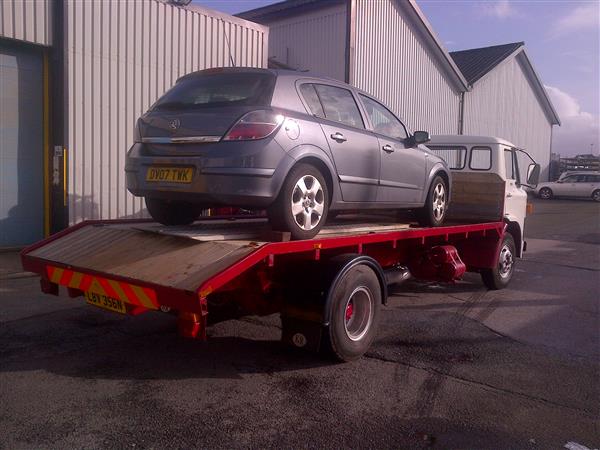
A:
504,149,516,180
428,146,466,170
470,147,492,170
359,94,407,140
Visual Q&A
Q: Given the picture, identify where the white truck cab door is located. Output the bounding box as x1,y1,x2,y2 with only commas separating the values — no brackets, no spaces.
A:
503,149,527,227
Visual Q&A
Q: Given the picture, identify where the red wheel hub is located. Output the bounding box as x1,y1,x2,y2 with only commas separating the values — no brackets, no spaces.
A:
345,301,354,322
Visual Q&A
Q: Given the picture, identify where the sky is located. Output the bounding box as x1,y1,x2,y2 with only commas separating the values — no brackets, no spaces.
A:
193,0,600,157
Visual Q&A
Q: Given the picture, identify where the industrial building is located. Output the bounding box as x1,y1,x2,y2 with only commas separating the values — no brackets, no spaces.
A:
0,0,268,247
239,0,560,179
1,0,559,248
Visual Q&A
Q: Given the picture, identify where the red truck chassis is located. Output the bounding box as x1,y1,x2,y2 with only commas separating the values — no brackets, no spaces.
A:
21,218,507,360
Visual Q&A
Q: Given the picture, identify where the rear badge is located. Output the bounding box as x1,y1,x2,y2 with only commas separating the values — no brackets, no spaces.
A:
169,118,181,130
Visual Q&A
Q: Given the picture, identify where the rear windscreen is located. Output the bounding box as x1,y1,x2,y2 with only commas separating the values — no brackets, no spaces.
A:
153,72,276,110
427,146,467,170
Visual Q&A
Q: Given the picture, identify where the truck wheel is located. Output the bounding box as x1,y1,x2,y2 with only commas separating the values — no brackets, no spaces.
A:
145,197,202,226
592,190,600,202
417,175,447,227
538,187,553,200
326,264,381,361
481,233,516,290
268,163,329,240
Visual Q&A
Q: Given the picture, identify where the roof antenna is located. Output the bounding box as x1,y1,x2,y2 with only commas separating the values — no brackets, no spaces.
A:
222,20,236,67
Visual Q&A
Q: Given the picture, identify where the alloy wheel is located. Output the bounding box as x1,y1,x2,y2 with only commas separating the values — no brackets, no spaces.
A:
432,182,446,221
291,175,325,231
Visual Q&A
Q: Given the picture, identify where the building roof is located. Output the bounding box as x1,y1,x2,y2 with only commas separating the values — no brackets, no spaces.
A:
238,0,469,91
450,42,560,125
237,0,344,22
449,42,524,85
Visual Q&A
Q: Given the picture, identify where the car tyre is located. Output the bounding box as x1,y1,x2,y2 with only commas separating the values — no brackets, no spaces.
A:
592,190,600,202
417,175,448,227
481,233,516,290
145,197,203,226
538,187,553,200
324,264,381,362
268,163,329,240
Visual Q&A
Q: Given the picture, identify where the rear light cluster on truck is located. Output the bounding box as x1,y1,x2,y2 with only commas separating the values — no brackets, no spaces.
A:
223,110,284,141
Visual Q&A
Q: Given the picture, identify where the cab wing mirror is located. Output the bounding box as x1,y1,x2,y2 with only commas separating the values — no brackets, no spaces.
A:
412,130,430,145
526,163,540,187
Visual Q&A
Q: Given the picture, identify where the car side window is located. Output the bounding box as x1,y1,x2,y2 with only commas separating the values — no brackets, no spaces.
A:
586,175,600,183
299,83,325,119
313,84,365,129
359,94,408,140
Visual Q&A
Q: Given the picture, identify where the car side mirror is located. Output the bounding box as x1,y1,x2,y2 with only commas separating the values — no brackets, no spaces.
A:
412,131,430,145
526,163,540,187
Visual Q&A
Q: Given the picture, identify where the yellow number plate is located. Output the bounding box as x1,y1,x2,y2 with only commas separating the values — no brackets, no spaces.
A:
146,167,193,183
85,291,127,314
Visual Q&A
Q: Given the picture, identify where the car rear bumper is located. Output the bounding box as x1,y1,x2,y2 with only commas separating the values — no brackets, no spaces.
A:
125,143,294,208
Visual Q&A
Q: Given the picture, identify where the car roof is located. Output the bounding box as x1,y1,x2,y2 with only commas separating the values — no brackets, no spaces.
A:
177,66,373,94
428,135,517,147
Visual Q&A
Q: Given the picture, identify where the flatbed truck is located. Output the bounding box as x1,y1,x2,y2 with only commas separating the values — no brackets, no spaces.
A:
21,136,539,361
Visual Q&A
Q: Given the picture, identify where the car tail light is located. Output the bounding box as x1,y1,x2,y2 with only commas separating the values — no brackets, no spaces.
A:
223,110,284,141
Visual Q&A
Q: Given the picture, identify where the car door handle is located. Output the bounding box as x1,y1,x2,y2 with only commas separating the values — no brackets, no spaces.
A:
507,193,513,198
330,132,347,143
382,144,394,153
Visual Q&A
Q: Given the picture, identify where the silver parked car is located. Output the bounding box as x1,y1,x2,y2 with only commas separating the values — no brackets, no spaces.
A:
535,172,600,202
126,67,451,239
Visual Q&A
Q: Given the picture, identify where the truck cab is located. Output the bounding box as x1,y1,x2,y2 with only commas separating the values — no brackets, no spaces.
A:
427,135,540,257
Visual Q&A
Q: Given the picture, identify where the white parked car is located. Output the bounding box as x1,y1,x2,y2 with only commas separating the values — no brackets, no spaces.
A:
535,172,600,202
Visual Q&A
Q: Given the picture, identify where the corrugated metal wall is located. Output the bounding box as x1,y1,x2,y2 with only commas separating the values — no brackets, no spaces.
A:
65,0,268,223
352,0,461,134
463,52,553,180
0,0,52,46
267,3,347,81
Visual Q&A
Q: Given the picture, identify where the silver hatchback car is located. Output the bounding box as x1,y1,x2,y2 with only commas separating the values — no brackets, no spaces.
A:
126,67,451,239
536,172,600,202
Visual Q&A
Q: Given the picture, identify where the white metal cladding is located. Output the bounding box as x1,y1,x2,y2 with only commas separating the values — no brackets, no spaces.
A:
351,0,461,134
0,0,52,46
267,3,347,81
462,52,553,180
65,0,268,223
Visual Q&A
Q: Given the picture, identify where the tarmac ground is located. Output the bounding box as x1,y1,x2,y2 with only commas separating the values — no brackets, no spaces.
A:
0,197,598,449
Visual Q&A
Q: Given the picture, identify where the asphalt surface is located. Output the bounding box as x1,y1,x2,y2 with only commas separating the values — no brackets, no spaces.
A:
1,198,599,449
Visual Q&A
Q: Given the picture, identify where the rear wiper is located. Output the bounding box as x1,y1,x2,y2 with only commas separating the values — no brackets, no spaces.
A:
153,100,191,110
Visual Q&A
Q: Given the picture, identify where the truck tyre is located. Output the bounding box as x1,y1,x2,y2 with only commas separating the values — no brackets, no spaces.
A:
481,233,516,290
592,190,600,202
145,197,202,226
268,163,329,240
538,187,553,200
325,264,381,361
417,175,448,227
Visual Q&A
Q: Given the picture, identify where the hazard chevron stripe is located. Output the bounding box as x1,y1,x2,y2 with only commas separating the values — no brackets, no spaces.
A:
46,266,158,309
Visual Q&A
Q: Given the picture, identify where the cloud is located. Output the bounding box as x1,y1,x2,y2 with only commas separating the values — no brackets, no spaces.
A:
479,0,517,19
551,2,600,37
545,85,599,156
